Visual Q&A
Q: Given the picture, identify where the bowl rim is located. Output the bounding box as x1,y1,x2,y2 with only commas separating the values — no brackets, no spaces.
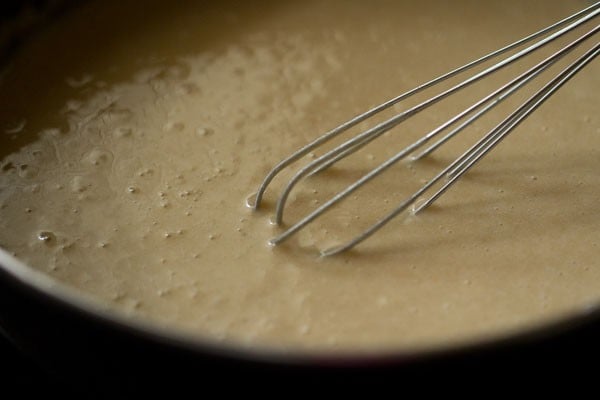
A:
2,246,600,367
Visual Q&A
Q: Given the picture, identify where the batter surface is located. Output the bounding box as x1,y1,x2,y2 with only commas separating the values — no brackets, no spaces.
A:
0,0,599,353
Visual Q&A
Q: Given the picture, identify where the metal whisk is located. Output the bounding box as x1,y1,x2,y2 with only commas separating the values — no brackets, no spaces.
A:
248,2,600,256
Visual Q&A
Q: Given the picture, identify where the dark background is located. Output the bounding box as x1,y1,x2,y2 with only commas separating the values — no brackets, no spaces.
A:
0,333,71,395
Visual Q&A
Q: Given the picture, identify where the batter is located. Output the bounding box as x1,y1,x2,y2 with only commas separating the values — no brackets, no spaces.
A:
0,0,599,354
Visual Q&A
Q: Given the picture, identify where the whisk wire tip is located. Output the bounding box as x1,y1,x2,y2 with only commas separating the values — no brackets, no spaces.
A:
252,2,600,255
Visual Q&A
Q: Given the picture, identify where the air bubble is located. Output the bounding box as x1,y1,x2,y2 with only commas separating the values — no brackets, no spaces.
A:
85,149,113,166
71,176,91,193
176,82,200,96
38,231,56,243
18,164,38,179
1,162,15,173
196,127,213,137
164,121,185,132
245,193,257,208
114,127,133,138
4,119,26,134
28,184,40,193
137,168,154,177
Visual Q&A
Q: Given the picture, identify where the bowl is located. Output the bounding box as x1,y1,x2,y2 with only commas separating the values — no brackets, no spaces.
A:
1,0,599,392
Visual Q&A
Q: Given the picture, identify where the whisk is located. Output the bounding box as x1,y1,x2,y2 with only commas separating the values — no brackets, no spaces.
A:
248,2,600,256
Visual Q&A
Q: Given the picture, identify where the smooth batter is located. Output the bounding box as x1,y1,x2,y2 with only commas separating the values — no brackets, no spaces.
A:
0,0,599,354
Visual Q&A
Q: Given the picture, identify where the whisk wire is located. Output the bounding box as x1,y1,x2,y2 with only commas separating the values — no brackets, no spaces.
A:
410,27,594,162
253,3,600,255
415,43,600,214
322,43,600,257
249,2,600,211
272,8,600,227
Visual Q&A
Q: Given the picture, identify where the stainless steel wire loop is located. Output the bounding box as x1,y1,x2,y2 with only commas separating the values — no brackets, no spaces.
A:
250,2,600,256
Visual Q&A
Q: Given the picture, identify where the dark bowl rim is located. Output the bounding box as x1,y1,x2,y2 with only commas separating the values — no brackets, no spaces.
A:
2,247,600,368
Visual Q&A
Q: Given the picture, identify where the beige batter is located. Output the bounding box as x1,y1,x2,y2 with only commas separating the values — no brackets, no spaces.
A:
0,0,599,354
